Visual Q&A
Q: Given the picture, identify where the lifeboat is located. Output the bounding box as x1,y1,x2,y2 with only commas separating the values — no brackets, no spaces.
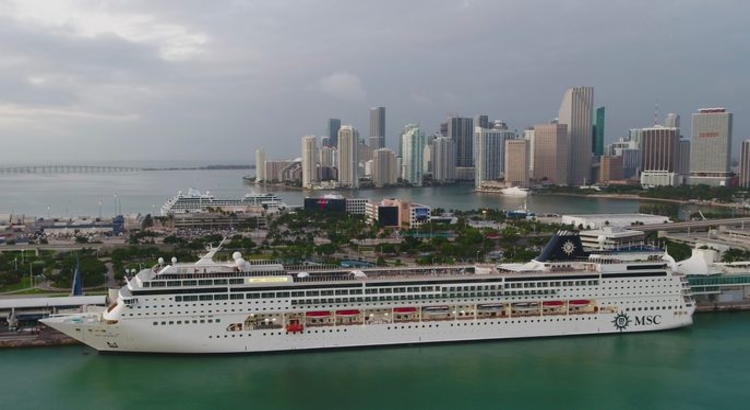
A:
305,311,331,318
423,306,451,315
335,310,360,316
569,300,591,307
393,307,417,313
477,304,504,312
286,324,304,332
512,302,539,311
542,301,564,307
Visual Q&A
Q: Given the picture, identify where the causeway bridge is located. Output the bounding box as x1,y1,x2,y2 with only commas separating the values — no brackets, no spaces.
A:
0,165,142,174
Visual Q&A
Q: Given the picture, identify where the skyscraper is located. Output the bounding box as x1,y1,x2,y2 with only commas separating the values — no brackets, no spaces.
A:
474,126,514,189
664,113,680,129
689,108,733,186
369,107,386,150
254,149,266,182
401,124,425,186
372,148,398,188
327,118,341,148
474,115,489,129
558,86,594,185
447,117,474,167
301,135,317,189
505,139,529,187
740,140,750,188
640,126,679,187
432,136,456,183
592,106,605,158
337,125,359,189
532,123,568,184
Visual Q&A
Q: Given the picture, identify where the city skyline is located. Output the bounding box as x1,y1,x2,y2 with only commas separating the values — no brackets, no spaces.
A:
0,1,748,164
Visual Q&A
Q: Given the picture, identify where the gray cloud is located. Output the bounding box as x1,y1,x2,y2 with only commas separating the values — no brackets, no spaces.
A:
0,0,748,164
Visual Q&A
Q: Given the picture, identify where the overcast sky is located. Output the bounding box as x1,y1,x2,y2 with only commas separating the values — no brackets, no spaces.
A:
1,0,748,165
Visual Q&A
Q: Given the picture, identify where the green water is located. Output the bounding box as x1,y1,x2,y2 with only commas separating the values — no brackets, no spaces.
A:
1,312,749,410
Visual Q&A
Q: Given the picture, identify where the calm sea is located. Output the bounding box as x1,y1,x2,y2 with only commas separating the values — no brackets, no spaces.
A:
0,169,650,217
0,312,748,410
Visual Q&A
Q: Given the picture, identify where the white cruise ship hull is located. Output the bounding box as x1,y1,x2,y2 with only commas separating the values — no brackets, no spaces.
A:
43,309,692,354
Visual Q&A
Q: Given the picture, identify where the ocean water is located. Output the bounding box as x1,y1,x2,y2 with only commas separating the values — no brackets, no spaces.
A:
0,312,748,410
0,169,648,217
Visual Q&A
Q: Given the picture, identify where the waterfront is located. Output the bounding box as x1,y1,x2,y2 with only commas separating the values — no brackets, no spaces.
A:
1,169,655,217
0,312,747,410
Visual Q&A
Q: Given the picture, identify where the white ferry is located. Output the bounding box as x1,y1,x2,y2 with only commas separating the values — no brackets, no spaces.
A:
160,188,286,216
41,231,695,354
500,186,531,197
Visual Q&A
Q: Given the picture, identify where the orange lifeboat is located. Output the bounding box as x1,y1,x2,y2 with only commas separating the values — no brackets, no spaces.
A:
286,324,304,333
569,300,590,306
543,301,564,307
335,310,360,316
305,311,331,317
393,307,417,313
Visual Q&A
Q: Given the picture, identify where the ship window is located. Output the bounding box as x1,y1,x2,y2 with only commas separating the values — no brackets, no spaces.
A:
198,280,212,286
230,294,244,300
248,293,260,299
229,279,243,285
277,292,290,298
350,289,362,295
199,295,213,301
183,295,198,302
335,290,348,295
321,290,334,296
262,292,274,299
304,291,318,297
214,294,228,301
215,279,227,285
152,281,166,287
175,296,183,302
184,280,197,286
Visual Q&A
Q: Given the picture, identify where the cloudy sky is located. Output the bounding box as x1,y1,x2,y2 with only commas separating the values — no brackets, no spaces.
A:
0,0,748,165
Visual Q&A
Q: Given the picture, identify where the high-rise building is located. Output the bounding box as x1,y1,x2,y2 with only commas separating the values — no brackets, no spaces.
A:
664,113,680,129
337,125,359,189
558,86,594,185
689,108,733,186
432,136,456,183
599,155,624,183
301,135,317,189
592,106,605,158
523,128,535,178
401,124,426,186
369,107,386,150
372,148,398,188
532,123,568,184
640,126,679,187
447,117,474,167
254,149,266,182
740,140,750,188
474,126,515,189
505,139,529,187
676,139,691,183
327,118,341,148
474,115,489,129
320,136,330,148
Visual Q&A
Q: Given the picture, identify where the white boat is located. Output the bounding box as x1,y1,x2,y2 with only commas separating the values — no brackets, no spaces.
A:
160,188,286,215
501,186,531,197
42,231,695,354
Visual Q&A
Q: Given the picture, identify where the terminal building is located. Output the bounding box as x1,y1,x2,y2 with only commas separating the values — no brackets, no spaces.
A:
562,213,672,230
579,227,647,250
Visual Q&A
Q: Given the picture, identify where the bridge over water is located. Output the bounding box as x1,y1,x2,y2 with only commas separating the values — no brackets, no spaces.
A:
0,165,142,174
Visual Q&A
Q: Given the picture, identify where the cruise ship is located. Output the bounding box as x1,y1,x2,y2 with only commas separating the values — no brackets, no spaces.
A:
41,231,695,354
160,188,286,216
